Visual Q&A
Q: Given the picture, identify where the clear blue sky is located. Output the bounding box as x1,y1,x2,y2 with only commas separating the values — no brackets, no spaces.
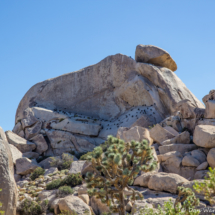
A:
0,1,215,131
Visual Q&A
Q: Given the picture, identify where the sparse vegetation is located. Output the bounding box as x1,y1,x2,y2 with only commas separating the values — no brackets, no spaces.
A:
46,179,62,190
17,198,48,215
30,167,45,181
51,153,74,170
85,135,157,215
59,118,65,122
56,186,74,198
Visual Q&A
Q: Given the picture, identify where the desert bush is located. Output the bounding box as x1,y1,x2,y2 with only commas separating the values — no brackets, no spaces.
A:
194,167,215,205
46,179,62,190
86,135,157,215
139,187,199,215
17,198,48,215
56,186,74,198
51,153,73,170
60,173,82,187
30,167,45,181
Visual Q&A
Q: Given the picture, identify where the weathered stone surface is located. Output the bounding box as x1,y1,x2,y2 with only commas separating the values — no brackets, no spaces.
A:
207,148,215,168
58,195,91,215
182,155,200,167
78,194,89,205
133,172,156,187
163,126,179,136
135,44,177,71
22,152,40,159
132,200,153,214
16,157,40,175
191,149,207,164
149,124,175,144
203,90,215,118
90,196,110,215
18,130,25,138
9,144,22,164
131,115,156,128
21,107,38,128
0,127,18,215
6,131,36,153
146,197,175,208
119,126,152,145
196,162,208,171
46,130,95,156
148,172,188,194
14,174,21,182
69,160,91,174
30,134,48,154
47,117,101,136
194,170,209,179
12,122,23,134
193,125,215,148
159,143,197,155
161,131,190,145
25,121,42,140
181,118,197,134
15,52,203,138
38,190,57,206
160,114,182,132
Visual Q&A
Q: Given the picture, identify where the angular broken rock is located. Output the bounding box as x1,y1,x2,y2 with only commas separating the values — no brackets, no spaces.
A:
30,134,48,154
182,155,200,167
148,172,188,194
9,144,23,164
21,107,38,128
159,143,197,155
69,160,91,174
161,131,190,145
6,131,36,153
119,126,152,145
149,124,176,144
25,121,42,140
58,195,91,215
193,125,215,148
12,122,23,134
16,157,40,175
135,44,177,71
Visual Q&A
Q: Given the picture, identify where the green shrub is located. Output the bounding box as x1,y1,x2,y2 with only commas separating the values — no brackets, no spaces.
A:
46,179,62,190
51,153,74,170
30,167,45,181
17,198,48,215
56,186,74,198
60,173,82,187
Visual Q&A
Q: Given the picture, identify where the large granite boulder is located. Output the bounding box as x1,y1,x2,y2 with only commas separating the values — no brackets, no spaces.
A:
135,45,177,72
0,127,18,215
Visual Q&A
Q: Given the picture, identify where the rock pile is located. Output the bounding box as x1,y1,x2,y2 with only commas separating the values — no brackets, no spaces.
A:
1,44,215,214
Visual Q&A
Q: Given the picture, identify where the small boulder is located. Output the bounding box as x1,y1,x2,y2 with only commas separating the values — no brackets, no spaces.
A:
207,148,215,168
23,152,40,159
69,160,91,175
159,143,197,155
90,196,110,215
161,131,190,145
78,194,89,205
30,134,48,154
39,157,54,169
44,167,58,176
191,149,207,164
196,162,208,171
58,195,91,215
16,157,40,175
6,131,36,153
9,144,22,164
135,45,177,71
193,125,215,148
38,190,57,206
148,172,188,194
182,155,200,167
25,121,42,140
149,124,175,144
194,170,209,179
133,172,156,187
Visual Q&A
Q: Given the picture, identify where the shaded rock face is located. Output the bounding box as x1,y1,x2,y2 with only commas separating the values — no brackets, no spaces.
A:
0,127,17,215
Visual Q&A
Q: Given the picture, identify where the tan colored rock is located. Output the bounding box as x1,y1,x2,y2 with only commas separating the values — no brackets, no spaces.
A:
203,90,215,118
18,130,25,138
135,44,177,71
191,149,207,164
90,196,110,215
6,130,36,153
78,194,89,205
193,125,215,148
126,201,132,212
163,126,179,136
30,134,48,154
196,161,208,171
132,200,153,214
21,107,38,128
58,195,91,215
44,167,58,176
69,160,91,174
39,157,55,169
207,148,215,168
131,115,156,128
160,114,182,132
38,190,57,206
133,172,156,187
194,170,209,179
121,126,152,145
182,155,200,167
161,131,190,145
146,197,175,208
25,121,42,140
78,184,88,196
181,118,197,134
16,157,40,175
0,127,18,215
159,143,197,155
22,152,40,159
148,172,188,194
149,124,175,144
12,122,23,134
9,144,22,164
